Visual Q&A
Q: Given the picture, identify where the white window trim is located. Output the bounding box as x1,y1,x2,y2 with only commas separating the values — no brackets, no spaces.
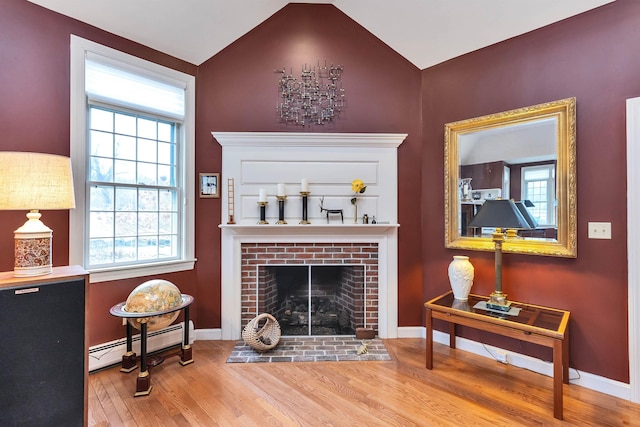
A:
70,35,195,283
520,163,556,227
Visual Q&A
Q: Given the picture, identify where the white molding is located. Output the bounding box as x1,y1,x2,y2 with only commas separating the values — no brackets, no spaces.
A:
397,326,631,400
195,328,222,341
216,132,405,340
627,97,640,403
220,227,398,340
213,132,407,148
69,35,196,280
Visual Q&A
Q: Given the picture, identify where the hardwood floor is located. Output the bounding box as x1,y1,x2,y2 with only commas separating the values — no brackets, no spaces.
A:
88,339,640,426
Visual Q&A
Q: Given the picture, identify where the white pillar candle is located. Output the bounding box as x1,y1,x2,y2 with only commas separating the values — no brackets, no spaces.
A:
259,189,267,203
301,178,309,192
277,183,286,197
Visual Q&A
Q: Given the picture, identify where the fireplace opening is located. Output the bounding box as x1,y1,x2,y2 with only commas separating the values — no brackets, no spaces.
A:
258,265,365,336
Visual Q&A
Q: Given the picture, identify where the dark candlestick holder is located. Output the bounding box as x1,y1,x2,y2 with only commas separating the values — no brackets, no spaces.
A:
257,201,268,224
276,196,287,224
299,191,310,224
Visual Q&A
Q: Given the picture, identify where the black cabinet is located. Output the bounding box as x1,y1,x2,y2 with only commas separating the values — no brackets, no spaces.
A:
0,266,88,427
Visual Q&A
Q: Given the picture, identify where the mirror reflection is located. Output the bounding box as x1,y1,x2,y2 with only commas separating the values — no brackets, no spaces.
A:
445,98,577,257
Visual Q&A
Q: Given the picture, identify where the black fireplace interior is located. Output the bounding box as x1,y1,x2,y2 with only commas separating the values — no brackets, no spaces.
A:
259,265,364,336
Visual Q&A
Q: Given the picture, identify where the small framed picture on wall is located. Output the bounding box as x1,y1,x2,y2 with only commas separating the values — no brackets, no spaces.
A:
199,173,220,198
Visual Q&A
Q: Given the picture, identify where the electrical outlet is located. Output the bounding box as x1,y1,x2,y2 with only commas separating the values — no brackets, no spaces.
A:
496,349,508,364
588,222,612,239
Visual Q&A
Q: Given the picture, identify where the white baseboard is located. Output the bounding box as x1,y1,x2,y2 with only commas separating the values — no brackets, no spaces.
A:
195,328,221,340
397,326,631,401
88,321,195,372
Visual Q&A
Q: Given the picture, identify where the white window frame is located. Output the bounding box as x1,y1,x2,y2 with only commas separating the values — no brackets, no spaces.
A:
70,35,195,283
520,163,556,227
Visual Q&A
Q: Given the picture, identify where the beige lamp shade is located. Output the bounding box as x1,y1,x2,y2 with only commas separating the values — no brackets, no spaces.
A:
0,152,76,210
0,152,76,277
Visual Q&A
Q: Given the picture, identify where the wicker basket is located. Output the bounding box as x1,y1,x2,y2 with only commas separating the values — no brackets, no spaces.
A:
242,313,281,352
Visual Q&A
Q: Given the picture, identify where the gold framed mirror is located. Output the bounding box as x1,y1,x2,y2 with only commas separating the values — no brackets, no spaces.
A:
445,97,577,257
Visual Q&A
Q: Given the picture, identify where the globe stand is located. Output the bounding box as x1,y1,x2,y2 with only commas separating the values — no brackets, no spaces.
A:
109,294,195,397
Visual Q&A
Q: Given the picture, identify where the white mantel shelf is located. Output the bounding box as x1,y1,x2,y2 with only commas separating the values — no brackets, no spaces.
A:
219,223,399,235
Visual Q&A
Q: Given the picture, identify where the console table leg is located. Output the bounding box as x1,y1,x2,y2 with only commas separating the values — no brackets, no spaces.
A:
426,308,433,369
553,338,564,420
449,323,456,349
563,328,570,384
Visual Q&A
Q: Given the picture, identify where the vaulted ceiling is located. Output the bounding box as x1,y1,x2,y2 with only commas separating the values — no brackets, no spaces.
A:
27,0,614,69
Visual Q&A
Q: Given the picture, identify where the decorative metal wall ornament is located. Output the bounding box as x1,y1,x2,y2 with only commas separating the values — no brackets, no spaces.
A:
275,61,345,126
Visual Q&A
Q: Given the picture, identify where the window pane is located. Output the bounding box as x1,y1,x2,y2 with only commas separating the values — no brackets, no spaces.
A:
138,138,157,163
114,159,136,184
158,164,173,187
159,212,176,234
139,189,158,211
90,186,114,211
138,213,158,235
115,187,137,211
114,238,137,262
115,212,137,236
90,238,113,264
90,212,113,238
158,236,176,257
158,142,174,165
90,108,113,132
138,237,158,260
114,113,136,136
158,122,173,142
90,157,113,182
114,135,136,160
159,190,177,212
90,131,113,157
138,117,157,139
138,162,157,186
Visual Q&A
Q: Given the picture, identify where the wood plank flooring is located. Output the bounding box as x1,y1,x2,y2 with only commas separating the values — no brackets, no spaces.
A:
88,339,640,426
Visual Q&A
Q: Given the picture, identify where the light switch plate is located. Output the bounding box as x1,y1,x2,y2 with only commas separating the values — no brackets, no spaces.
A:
588,222,612,239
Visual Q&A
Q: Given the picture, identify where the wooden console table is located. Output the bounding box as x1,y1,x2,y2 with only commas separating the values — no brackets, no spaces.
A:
110,294,194,397
425,291,570,420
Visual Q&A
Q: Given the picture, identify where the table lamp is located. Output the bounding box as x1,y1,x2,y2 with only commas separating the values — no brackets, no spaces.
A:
468,199,532,311
0,152,76,277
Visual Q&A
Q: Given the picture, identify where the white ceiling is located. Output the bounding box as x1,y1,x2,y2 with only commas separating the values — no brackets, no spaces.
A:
27,0,614,68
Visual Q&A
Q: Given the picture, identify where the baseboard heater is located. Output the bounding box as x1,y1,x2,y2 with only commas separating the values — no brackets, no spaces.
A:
88,320,195,372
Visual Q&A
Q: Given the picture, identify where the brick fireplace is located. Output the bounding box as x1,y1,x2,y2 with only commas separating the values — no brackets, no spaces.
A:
214,132,406,340
242,242,378,335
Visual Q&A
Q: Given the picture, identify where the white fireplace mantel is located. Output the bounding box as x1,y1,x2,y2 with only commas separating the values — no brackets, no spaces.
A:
215,132,406,340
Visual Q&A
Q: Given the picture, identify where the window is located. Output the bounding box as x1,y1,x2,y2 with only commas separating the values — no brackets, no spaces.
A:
70,36,195,283
521,164,556,227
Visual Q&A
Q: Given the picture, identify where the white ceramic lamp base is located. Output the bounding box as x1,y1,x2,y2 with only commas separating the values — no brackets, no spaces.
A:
13,210,53,277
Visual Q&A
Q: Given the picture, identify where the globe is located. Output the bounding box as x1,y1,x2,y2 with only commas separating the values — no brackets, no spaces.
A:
123,279,183,331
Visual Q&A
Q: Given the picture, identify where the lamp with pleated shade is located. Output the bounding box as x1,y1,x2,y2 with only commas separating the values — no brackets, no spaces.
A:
0,152,75,277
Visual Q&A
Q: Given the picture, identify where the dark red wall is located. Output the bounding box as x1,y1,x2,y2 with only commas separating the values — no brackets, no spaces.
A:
422,0,640,382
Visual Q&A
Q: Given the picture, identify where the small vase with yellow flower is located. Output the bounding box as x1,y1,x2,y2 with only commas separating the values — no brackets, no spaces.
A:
351,179,367,224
